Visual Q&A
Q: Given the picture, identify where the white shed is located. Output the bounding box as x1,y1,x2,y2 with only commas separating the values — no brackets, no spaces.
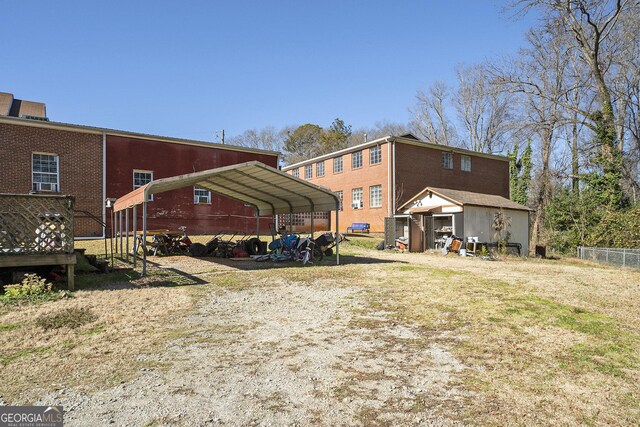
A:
397,187,532,256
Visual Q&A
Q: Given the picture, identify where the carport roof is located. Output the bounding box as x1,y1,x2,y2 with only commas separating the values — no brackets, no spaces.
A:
113,161,340,216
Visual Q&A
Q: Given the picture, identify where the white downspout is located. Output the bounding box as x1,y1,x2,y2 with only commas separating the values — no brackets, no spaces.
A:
387,140,392,217
392,139,397,216
102,130,106,239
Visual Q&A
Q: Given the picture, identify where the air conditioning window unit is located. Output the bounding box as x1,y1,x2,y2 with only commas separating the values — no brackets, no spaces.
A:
33,182,58,192
352,200,363,209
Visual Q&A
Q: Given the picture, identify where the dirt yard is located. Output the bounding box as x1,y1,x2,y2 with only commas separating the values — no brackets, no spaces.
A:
1,240,639,426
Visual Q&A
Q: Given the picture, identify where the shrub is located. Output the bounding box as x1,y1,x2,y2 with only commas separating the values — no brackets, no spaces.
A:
36,307,97,330
3,274,53,298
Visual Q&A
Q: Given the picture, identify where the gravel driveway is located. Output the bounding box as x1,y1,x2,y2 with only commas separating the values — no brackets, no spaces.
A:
39,275,466,426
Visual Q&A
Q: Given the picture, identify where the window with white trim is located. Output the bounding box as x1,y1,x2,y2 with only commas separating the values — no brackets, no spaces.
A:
316,161,325,177
352,151,363,169
370,145,381,165
333,156,343,173
461,155,472,172
335,190,343,211
370,185,382,208
32,153,59,192
442,152,453,170
133,170,154,201
194,187,211,204
352,187,363,209
292,168,299,178
305,164,312,179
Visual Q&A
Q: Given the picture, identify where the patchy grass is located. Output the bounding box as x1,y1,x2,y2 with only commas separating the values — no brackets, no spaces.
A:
35,307,98,330
4,237,640,425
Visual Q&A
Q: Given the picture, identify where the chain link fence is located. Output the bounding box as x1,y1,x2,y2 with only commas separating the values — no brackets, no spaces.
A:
577,246,640,270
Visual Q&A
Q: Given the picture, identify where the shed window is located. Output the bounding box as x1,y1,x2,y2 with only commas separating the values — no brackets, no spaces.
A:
370,145,382,165
305,164,312,179
194,187,211,204
442,152,453,170
461,155,471,172
32,153,59,192
352,151,363,169
333,156,343,173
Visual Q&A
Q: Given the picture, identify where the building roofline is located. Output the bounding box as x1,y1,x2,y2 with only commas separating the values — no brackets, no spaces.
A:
282,135,509,170
0,115,280,157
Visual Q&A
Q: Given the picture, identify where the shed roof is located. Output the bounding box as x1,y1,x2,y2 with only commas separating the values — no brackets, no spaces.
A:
113,161,340,216
399,187,533,212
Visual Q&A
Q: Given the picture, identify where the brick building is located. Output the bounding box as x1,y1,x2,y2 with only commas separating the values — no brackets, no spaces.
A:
282,134,511,235
1,93,279,238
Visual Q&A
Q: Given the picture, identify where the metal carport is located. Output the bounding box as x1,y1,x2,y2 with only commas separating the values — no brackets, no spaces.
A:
112,161,342,274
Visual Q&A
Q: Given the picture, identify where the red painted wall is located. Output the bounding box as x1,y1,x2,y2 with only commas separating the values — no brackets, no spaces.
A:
105,135,278,235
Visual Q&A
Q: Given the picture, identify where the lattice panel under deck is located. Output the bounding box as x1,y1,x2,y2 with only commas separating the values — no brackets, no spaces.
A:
0,194,75,255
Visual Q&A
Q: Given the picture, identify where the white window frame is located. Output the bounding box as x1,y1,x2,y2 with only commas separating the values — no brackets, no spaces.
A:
352,187,363,209
333,156,343,174
370,185,382,208
335,190,343,211
370,145,382,165
461,155,472,172
32,152,60,192
333,156,344,173
194,187,212,204
316,161,325,177
305,164,313,179
442,152,453,170
292,168,299,178
352,151,363,169
133,169,154,201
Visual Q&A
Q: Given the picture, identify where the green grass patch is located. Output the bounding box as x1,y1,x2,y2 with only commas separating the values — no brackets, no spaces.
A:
0,323,22,332
0,345,53,366
78,325,106,335
35,307,98,331
345,237,381,250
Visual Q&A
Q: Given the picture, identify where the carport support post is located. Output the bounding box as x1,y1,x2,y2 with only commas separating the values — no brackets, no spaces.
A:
125,208,130,263
310,211,314,238
255,208,260,239
336,209,340,265
142,201,147,276
119,210,123,259
133,206,137,268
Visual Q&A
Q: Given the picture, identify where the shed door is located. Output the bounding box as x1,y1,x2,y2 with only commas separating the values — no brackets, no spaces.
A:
425,215,435,250
409,214,423,252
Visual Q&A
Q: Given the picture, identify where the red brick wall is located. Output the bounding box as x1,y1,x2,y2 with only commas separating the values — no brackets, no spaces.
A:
105,135,279,235
395,143,510,208
0,122,103,237
284,141,510,233
287,143,391,233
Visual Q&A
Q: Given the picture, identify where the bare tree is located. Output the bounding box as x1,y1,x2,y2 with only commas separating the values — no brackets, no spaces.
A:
226,126,288,153
409,81,456,146
454,63,513,154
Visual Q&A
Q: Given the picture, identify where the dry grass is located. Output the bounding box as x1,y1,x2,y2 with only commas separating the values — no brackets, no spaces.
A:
342,245,640,425
2,237,639,425
0,268,196,403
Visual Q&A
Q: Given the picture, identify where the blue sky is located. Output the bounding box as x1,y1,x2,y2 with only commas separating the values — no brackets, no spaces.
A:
2,1,537,141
